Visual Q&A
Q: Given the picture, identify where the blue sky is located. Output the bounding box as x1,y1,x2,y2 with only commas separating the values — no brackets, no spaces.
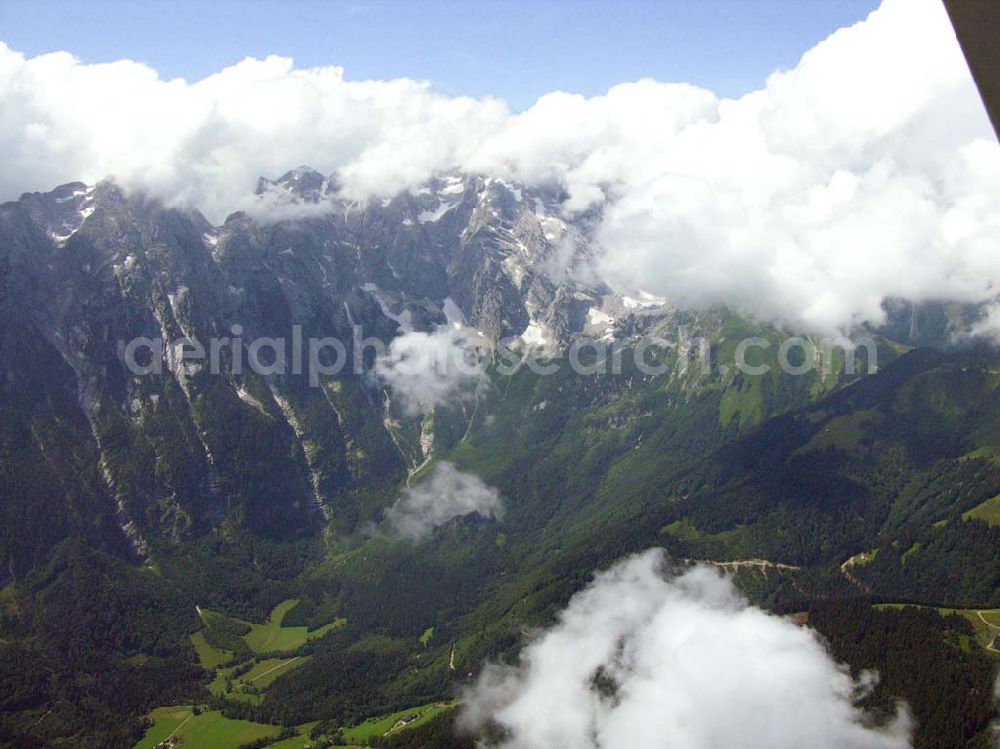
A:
0,0,880,110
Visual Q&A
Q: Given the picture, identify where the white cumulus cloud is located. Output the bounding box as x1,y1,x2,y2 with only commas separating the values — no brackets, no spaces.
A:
0,0,997,333
385,461,503,541
460,549,912,749
375,325,488,416
0,46,507,218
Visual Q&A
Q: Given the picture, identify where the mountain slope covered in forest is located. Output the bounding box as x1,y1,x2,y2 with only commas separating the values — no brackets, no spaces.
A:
0,175,997,749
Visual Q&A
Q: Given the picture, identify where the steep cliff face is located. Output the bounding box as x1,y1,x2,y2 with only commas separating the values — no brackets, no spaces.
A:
0,170,657,579
252,168,611,344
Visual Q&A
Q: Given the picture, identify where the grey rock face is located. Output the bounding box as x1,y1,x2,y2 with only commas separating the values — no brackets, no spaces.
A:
0,169,666,579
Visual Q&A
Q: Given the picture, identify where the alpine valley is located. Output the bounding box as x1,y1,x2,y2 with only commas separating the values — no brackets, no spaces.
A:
2,168,999,749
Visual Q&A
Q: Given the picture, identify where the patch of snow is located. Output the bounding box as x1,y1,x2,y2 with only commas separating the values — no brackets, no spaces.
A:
235,385,269,416
502,255,527,288
442,297,466,329
622,292,666,310
167,286,189,320
418,200,458,223
520,321,550,348
402,218,414,226
362,283,414,333
50,195,98,245
113,254,138,276
538,215,566,242
343,301,364,354
491,178,523,203
588,308,614,326
268,384,332,522
55,186,91,203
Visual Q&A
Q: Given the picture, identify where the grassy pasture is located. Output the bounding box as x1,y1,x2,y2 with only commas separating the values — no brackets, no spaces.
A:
243,598,345,654
133,707,281,749
874,603,1000,651
190,630,232,669
341,702,459,743
963,493,1000,527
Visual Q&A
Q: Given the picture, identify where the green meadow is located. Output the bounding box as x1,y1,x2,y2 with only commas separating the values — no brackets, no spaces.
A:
874,604,1000,651
341,701,459,743
243,599,346,654
190,630,232,670
133,707,281,749
209,655,312,701
196,598,345,656
962,493,1000,527
134,703,457,749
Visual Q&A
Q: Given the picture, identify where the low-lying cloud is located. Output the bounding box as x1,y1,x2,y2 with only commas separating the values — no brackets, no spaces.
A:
1,0,997,333
385,461,503,541
375,326,487,415
460,549,911,749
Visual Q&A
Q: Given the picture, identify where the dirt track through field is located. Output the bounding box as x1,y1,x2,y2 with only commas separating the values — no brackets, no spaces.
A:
249,656,301,683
